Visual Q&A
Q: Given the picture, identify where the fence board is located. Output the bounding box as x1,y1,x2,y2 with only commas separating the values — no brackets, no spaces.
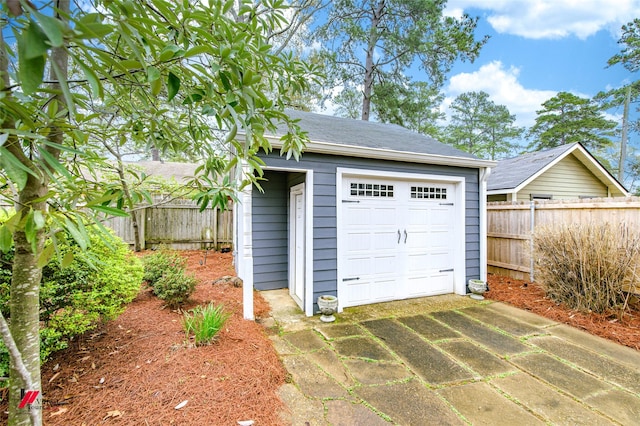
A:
487,197,640,282
104,197,233,250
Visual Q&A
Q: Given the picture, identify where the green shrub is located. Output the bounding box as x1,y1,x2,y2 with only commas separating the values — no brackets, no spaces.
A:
141,248,186,286
153,269,198,308
534,222,640,314
0,226,143,378
183,303,230,346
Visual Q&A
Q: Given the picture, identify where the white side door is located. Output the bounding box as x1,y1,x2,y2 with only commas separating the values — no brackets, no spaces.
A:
289,183,305,308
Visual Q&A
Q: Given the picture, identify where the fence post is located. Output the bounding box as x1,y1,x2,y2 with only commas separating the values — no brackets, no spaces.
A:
530,201,535,282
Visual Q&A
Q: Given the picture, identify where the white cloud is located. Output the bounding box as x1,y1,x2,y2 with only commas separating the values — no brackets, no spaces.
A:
445,0,640,39
444,61,557,127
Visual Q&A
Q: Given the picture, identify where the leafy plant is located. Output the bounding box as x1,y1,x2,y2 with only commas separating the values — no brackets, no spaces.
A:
141,248,186,287
183,303,230,346
0,226,143,378
153,269,198,308
534,222,640,315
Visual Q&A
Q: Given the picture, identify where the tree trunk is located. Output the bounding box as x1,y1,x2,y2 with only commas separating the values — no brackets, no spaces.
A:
361,0,385,121
7,2,69,424
618,85,630,183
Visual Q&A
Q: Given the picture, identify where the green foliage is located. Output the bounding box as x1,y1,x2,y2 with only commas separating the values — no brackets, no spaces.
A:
141,249,186,286
0,227,143,377
317,0,488,120
183,303,230,346
442,91,523,159
527,92,617,151
534,222,640,315
152,269,198,308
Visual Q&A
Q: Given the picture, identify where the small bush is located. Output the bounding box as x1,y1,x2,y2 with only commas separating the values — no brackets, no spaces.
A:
153,269,197,308
183,303,230,346
141,248,186,287
534,222,640,314
0,226,143,378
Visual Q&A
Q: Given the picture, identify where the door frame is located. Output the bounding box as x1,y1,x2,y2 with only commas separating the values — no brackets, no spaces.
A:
289,183,306,309
336,167,466,310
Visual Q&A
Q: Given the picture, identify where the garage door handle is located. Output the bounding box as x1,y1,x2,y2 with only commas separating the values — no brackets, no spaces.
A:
404,229,407,243
342,277,360,282
439,269,454,272
397,230,401,244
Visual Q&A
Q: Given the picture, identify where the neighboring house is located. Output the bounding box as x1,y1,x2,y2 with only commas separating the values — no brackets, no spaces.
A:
234,109,496,319
487,143,628,202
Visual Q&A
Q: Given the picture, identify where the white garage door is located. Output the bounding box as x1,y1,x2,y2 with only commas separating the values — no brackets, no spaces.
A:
340,176,457,307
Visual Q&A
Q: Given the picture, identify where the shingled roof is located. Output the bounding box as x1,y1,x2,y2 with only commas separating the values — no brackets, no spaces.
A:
487,144,575,191
274,109,479,160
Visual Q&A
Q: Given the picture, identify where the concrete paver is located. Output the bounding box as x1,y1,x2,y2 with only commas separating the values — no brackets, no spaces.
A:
459,305,542,336
491,373,614,426
437,340,515,377
511,353,612,399
432,310,530,355
438,381,545,425
363,319,473,384
262,290,640,425
529,335,640,393
397,315,461,341
583,389,640,425
332,336,396,361
356,380,464,425
343,359,411,385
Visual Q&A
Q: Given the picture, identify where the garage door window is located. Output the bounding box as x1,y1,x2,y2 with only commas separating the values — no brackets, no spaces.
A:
350,182,394,198
410,186,447,200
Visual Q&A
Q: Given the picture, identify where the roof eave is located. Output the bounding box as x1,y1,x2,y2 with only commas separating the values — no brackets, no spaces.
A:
266,135,496,169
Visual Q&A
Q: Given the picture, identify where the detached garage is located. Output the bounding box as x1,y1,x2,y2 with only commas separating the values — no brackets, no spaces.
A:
234,110,495,319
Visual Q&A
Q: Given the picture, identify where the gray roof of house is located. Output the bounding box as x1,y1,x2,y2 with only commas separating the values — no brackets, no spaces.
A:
487,144,576,191
273,109,479,160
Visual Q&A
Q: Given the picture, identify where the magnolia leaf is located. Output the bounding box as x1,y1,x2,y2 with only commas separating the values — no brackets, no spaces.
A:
64,217,88,251
17,33,46,95
34,11,64,47
0,225,13,253
23,20,49,59
147,66,161,83
184,45,211,58
151,77,162,96
0,149,29,191
74,54,103,98
167,72,180,101
37,243,55,268
61,251,74,268
90,205,130,217
33,210,45,229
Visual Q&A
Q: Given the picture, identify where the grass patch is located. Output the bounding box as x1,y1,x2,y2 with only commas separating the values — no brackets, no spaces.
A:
183,303,230,346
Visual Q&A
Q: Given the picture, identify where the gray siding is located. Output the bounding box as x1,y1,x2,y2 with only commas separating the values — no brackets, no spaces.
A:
252,171,288,290
253,150,481,303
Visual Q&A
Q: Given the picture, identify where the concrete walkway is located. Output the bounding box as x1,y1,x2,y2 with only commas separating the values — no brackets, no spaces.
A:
260,289,640,425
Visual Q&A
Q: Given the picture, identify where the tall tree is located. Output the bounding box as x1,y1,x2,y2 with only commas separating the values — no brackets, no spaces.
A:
317,0,487,121
603,18,640,186
373,80,444,138
527,92,617,151
443,91,523,159
0,1,319,425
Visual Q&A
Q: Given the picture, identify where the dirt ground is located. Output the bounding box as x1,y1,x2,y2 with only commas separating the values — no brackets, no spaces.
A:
2,251,638,424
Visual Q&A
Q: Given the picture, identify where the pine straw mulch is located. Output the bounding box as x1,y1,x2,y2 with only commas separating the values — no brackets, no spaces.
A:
486,274,640,351
31,250,287,425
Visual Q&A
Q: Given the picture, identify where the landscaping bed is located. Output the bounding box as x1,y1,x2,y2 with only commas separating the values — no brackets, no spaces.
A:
31,250,287,425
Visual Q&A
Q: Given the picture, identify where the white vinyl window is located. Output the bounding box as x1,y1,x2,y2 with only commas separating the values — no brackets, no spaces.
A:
350,182,394,198
410,186,447,200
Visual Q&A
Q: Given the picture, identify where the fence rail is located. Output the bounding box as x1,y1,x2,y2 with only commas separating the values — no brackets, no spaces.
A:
105,197,233,250
487,197,640,282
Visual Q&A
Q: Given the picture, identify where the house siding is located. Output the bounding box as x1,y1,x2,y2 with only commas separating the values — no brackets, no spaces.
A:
517,154,608,201
252,150,481,304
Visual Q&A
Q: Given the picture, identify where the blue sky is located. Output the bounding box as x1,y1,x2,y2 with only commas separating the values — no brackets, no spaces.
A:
441,0,640,128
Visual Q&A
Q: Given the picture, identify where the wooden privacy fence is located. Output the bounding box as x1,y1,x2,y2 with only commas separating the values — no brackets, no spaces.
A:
104,197,233,250
487,197,640,281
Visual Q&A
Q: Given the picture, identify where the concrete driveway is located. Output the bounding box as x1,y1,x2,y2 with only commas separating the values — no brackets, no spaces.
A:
260,290,640,425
